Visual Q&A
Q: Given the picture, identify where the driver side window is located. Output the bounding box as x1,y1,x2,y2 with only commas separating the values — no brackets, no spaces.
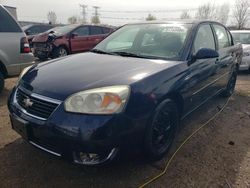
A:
194,24,215,54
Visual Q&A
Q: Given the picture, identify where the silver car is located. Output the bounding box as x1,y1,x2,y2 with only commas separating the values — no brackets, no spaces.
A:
0,5,34,93
231,30,250,73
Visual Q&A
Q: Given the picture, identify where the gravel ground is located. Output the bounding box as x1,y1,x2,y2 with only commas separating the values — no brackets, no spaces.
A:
0,73,249,188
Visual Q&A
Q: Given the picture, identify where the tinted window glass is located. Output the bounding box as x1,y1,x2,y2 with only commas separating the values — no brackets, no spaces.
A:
102,27,111,34
194,24,215,53
40,25,54,33
74,26,89,36
0,7,21,32
90,26,103,35
214,25,230,49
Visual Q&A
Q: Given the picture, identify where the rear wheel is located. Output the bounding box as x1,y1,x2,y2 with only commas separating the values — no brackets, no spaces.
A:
0,72,4,93
221,69,237,97
144,99,179,160
52,46,68,59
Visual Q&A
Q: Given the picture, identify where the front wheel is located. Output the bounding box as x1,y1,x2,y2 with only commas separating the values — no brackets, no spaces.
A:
52,46,68,59
221,69,237,97
144,99,179,160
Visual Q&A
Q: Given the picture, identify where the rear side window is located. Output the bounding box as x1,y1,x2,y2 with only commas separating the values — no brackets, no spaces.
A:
0,7,22,32
213,25,230,49
226,30,233,45
194,24,215,53
74,26,89,36
90,26,103,35
102,27,111,34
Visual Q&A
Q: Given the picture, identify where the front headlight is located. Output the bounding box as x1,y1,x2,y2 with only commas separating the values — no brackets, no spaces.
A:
17,65,33,83
64,86,130,114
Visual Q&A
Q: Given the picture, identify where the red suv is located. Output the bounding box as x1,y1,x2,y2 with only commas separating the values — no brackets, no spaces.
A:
32,24,113,60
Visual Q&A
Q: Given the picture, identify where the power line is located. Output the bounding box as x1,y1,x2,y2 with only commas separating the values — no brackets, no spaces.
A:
99,8,198,13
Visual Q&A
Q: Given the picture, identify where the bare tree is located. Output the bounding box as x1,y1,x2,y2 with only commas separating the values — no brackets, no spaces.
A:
233,0,250,29
195,3,215,20
146,14,156,21
91,16,100,24
68,16,78,24
215,3,230,25
180,11,191,19
47,11,57,24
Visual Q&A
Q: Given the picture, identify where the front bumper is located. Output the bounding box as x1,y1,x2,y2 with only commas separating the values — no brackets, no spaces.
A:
8,87,146,165
33,43,52,58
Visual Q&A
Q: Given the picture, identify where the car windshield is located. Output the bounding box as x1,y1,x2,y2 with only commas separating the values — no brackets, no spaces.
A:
22,24,32,31
48,25,76,35
231,32,250,44
94,23,191,60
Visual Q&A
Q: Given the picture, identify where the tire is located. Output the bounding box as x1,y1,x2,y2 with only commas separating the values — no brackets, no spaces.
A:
0,72,4,93
144,99,179,160
51,46,68,59
221,69,237,97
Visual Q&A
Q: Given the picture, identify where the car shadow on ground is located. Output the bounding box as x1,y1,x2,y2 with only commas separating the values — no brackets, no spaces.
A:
1,93,250,188
0,87,11,107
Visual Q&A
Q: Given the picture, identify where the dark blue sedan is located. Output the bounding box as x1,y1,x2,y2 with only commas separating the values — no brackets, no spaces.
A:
8,20,242,165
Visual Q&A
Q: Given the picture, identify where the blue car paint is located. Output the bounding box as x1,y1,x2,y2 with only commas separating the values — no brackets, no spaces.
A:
8,20,241,164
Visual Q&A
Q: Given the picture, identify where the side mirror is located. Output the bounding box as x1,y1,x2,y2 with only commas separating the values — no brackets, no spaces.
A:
195,48,219,59
71,33,78,38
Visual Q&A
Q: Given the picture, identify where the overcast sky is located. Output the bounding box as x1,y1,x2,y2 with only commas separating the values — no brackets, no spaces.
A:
2,0,237,25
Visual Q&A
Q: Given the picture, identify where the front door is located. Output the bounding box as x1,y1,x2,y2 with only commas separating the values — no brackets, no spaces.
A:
182,24,219,114
70,26,90,53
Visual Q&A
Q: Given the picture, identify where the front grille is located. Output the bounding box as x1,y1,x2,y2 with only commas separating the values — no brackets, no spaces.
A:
16,88,59,120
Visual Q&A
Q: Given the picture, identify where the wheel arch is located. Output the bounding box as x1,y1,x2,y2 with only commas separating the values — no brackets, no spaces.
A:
158,91,184,117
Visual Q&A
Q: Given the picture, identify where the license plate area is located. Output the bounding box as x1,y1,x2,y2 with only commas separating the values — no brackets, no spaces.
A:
10,115,29,140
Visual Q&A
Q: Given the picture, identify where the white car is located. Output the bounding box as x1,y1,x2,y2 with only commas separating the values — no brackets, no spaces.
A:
0,5,34,93
231,30,250,73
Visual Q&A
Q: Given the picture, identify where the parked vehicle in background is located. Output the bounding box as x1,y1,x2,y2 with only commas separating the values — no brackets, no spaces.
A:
32,24,113,60
22,24,56,47
231,30,250,73
0,5,34,93
8,20,242,165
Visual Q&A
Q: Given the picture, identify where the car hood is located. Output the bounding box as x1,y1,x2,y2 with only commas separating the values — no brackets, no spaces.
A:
32,31,62,43
21,52,180,100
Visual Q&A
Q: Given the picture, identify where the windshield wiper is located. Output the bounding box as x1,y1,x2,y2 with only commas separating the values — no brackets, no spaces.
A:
112,51,163,59
90,49,115,55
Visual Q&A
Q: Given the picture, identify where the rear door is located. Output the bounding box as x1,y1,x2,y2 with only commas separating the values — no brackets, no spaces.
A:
212,24,234,90
88,26,107,49
69,26,90,53
0,6,24,76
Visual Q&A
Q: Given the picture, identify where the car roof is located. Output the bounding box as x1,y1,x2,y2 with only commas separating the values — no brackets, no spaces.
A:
230,30,250,33
124,19,223,26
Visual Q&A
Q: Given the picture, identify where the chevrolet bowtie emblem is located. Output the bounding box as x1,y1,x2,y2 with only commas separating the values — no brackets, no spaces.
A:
23,98,33,108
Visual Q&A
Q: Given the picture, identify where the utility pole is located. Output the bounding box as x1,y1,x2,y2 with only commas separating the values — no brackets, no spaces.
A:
91,6,100,24
93,6,100,17
79,4,87,23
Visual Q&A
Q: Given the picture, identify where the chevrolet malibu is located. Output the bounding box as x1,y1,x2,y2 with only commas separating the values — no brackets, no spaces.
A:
8,21,242,165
